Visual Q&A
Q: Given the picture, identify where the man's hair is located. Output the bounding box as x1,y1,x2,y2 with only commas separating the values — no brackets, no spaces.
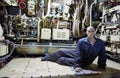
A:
87,26,95,31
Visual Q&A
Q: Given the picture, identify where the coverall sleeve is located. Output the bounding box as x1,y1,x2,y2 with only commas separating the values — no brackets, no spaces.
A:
74,39,83,68
98,42,107,70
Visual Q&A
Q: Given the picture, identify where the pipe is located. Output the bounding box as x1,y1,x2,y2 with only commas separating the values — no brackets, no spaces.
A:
45,0,51,17
90,0,97,27
82,0,88,29
0,24,3,40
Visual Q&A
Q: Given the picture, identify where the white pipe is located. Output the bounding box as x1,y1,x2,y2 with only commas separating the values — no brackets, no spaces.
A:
90,0,97,27
82,0,88,28
45,0,51,17
0,24,3,40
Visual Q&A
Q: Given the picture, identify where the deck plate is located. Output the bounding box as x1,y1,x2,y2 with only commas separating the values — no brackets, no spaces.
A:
0,58,120,78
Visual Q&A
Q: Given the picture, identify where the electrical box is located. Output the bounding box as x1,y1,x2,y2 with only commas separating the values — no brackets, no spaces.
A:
52,29,70,40
41,28,51,40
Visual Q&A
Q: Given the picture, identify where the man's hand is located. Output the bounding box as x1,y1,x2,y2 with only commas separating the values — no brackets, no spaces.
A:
75,67,83,72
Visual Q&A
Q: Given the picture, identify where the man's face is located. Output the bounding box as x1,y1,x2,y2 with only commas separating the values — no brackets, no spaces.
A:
86,27,95,38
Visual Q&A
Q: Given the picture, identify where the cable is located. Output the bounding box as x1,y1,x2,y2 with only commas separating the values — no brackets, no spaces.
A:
0,40,15,61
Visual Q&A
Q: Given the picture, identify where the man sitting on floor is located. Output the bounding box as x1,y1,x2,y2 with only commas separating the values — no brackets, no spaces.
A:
41,26,107,72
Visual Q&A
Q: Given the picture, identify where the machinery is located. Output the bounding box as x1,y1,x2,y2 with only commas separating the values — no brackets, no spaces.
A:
96,1,120,62
0,0,120,62
0,0,78,56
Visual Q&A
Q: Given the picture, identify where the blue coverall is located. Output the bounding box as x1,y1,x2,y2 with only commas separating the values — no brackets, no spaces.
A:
42,37,106,69
74,37,106,69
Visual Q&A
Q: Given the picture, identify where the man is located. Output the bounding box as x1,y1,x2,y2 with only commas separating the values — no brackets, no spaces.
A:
41,26,106,72
74,26,106,72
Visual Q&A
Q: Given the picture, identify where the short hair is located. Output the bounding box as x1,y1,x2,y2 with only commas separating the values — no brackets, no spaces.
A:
87,26,95,31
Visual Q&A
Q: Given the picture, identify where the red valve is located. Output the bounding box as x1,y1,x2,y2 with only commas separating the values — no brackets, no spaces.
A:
19,2,26,9
16,0,26,9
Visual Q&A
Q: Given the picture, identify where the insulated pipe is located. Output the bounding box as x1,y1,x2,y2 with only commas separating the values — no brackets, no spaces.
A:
0,24,3,40
37,18,41,42
82,0,88,29
45,0,51,17
72,5,80,38
90,0,97,27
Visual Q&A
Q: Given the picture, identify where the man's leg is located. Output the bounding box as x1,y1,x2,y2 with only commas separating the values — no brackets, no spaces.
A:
41,49,75,62
56,57,74,66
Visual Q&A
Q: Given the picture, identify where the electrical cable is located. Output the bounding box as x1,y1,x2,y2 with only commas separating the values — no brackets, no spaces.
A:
0,40,15,61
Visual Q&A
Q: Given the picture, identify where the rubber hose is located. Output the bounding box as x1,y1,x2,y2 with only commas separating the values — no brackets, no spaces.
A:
0,40,15,61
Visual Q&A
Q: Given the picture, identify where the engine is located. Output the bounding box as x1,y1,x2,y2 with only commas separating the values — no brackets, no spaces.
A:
0,0,120,57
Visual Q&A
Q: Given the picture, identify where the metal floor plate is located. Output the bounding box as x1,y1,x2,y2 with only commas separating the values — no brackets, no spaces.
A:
0,58,120,78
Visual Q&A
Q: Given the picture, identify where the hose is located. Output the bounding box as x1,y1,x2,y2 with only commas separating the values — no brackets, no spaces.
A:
0,40,15,61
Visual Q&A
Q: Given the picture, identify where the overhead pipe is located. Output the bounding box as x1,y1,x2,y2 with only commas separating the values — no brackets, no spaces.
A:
45,0,51,17
82,0,88,29
89,0,97,27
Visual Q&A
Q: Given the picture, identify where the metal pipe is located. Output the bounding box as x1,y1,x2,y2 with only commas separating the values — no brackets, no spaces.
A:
90,0,97,27
15,44,76,48
45,0,51,17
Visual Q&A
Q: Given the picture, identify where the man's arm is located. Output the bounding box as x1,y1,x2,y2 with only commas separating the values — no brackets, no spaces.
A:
98,42,107,70
74,39,83,71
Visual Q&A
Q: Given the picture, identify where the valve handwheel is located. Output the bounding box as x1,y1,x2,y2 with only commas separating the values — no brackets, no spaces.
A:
19,2,26,9
16,0,26,9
